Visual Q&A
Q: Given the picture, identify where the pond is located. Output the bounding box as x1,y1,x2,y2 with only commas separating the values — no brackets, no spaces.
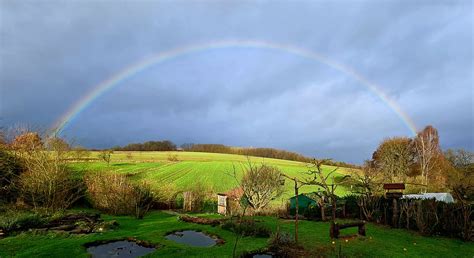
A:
165,230,219,247
86,240,156,258
252,254,274,258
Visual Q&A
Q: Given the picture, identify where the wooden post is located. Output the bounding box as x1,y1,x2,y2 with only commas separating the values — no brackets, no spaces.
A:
392,198,398,228
358,223,366,236
331,185,336,221
294,178,299,244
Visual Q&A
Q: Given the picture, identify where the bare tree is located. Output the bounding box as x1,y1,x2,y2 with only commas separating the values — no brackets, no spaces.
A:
240,163,285,212
306,159,349,221
281,159,347,243
226,160,284,257
346,160,383,196
413,125,441,191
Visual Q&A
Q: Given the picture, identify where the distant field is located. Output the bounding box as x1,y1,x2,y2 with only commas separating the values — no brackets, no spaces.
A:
70,151,352,200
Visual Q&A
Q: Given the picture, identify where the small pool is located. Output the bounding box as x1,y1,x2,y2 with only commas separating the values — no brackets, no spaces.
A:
253,254,274,258
165,230,218,247
86,240,155,258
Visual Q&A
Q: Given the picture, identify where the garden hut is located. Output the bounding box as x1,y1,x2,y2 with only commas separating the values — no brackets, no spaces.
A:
288,192,320,215
217,187,244,215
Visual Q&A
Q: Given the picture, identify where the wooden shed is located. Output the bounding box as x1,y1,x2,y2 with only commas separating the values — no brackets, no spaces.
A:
217,187,244,215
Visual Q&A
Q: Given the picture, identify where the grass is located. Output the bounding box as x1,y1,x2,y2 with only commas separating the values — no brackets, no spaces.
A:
70,151,351,200
1,210,472,257
2,151,472,257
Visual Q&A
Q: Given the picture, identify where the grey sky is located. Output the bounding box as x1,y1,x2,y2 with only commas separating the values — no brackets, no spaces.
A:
1,0,472,163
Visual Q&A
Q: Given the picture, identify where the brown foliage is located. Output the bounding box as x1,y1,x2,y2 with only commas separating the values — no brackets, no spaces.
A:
372,137,415,182
17,149,82,211
85,173,153,218
11,132,43,152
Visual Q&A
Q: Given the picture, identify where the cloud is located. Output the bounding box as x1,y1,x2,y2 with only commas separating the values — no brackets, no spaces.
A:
1,0,472,163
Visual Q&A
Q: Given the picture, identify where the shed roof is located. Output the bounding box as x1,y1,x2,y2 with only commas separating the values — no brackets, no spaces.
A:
402,193,455,203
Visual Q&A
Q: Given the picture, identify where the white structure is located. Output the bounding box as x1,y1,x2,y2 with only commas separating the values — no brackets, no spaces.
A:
402,193,455,203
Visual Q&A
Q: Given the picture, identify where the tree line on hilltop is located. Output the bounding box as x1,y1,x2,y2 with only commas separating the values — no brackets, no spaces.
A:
111,141,359,169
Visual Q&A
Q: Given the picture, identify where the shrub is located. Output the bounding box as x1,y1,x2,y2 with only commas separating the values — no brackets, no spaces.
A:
414,199,439,236
221,219,271,237
201,199,218,213
97,150,112,165
0,211,45,233
17,151,82,211
183,183,210,212
0,149,24,202
85,173,154,218
340,194,360,219
268,231,295,248
267,231,301,257
167,153,179,162
357,195,382,222
303,203,321,220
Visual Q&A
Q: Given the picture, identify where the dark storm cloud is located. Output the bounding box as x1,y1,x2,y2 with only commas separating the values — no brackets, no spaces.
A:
1,0,472,163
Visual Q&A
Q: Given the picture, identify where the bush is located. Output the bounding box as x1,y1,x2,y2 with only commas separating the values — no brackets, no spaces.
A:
0,211,45,233
167,153,179,162
268,231,295,249
183,183,210,212
201,199,218,213
340,194,360,219
267,231,301,257
221,219,271,237
303,204,321,220
0,149,24,202
85,173,154,218
414,199,439,236
17,151,82,211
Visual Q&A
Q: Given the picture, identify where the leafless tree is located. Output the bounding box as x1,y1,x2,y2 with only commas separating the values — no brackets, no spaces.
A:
281,159,348,243
345,160,383,197
306,159,349,221
413,125,441,191
240,163,285,212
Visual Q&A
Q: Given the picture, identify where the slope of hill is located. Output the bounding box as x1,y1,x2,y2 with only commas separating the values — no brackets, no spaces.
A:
71,151,352,200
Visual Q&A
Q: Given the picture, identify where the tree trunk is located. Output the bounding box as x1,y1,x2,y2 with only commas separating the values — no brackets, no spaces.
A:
294,179,299,244
321,201,326,221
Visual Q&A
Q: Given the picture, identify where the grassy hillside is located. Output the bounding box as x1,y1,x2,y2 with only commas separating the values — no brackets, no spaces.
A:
70,151,352,200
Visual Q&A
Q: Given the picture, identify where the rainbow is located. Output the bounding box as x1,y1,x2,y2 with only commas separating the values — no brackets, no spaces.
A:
52,39,417,135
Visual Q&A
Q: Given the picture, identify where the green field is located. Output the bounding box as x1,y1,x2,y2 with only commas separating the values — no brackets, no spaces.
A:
1,211,472,257
70,151,351,200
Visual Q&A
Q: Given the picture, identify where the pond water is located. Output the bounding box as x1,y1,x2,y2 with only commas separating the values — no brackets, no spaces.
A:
86,240,155,258
252,253,274,258
165,230,217,247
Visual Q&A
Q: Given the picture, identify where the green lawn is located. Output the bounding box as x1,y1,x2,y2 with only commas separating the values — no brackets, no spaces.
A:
70,151,352,200
1,211,472,257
